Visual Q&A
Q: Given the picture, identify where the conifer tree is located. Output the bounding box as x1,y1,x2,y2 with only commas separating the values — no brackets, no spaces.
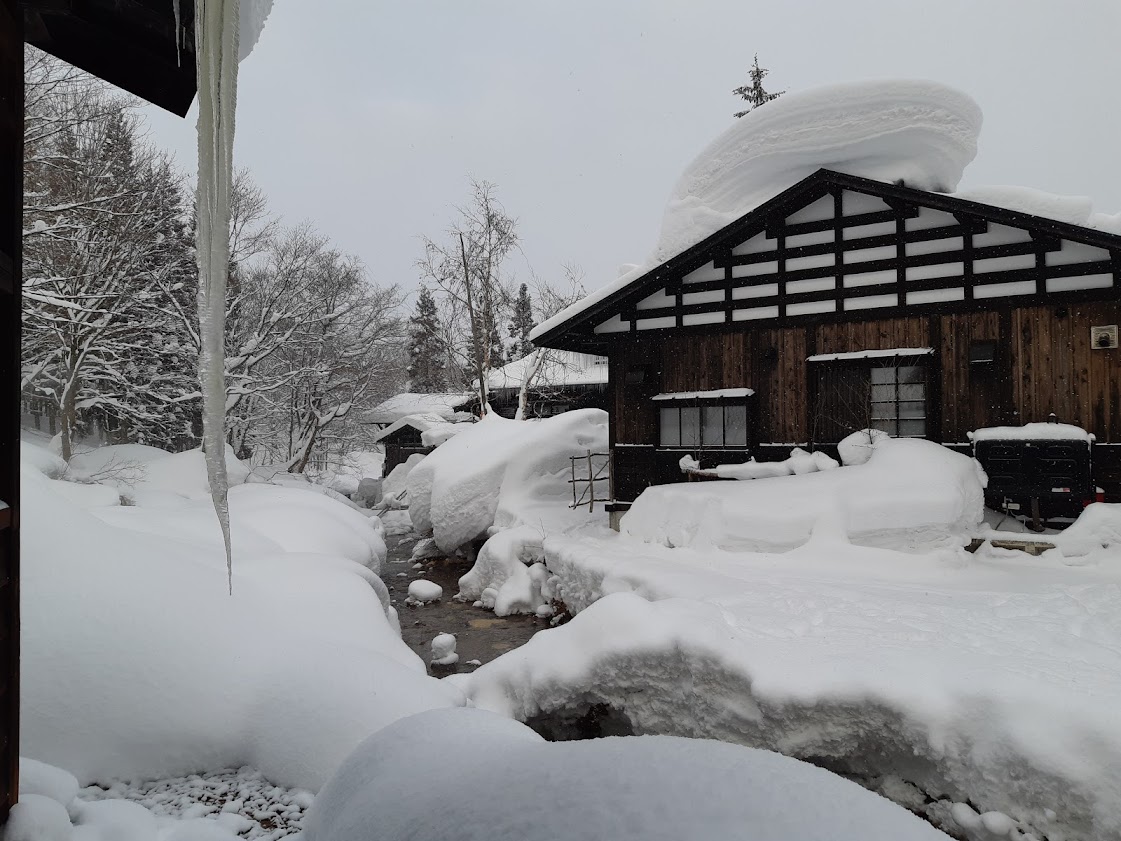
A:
406,286,447,392
733,54,784,118
508,282,535,361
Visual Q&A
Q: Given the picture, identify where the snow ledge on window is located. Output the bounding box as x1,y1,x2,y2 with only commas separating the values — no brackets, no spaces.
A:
652,388,755,401
806,347,934,363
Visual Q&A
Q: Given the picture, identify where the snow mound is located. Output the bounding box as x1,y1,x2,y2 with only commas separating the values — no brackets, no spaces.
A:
20,462,462,792
430,633,458,666
460,586,1121,841
301,707,949,841
622,437,985,553
656,79,981,263
407,579,442,603
407,409,608,552
381,453,425,508
951,185,1121,235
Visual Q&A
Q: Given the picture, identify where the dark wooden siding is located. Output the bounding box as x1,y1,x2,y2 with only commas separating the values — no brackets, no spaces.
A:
607,303,1121,499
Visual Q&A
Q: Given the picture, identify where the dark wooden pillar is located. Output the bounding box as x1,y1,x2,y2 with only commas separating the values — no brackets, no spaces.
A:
0,0,21,823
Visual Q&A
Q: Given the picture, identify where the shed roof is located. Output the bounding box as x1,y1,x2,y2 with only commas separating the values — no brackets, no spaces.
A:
364,392,472,426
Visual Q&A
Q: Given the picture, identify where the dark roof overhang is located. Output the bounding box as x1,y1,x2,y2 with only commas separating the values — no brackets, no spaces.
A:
24,0,197,116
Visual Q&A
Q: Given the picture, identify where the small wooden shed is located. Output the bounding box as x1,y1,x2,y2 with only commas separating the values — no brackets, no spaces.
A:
531,169,1121,506
2,0,196,821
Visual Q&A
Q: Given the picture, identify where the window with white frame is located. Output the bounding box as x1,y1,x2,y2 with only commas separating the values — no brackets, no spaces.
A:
657,400,749,448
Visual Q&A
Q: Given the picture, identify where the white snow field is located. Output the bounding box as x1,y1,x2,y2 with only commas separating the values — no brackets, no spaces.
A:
622,436,986,553
300,708,950,841
456,504,1121,841
19,444,463,795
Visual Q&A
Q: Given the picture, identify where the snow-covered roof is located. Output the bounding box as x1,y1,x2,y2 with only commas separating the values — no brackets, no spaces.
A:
529,79,1119,348
364,392,471,425
239,0,275,61
530,79,982,344
950,185,1121,236
807,348,934,363
485,350,609,392
652,388,754,401
372,413,464,443
968,423,1095,443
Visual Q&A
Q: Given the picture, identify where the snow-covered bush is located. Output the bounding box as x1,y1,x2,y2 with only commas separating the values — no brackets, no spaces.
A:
301,707,949,841
622,437,985,553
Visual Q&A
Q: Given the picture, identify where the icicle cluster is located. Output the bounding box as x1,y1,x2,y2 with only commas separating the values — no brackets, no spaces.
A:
194,0,241,592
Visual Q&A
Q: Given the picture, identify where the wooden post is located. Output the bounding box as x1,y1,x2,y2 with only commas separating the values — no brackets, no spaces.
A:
586,450,594,512
0,0,23,822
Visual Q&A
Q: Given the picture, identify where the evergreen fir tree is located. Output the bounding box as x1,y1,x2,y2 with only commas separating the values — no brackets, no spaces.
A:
508,282,535,360
732,54,784,118
406,286,447,392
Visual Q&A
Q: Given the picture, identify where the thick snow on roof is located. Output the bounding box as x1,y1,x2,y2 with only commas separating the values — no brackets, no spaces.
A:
365,392,471,425
531,79,981,344
950,185,1121,235
968,422,1095,443
372,413,463,444
239,0,274,60
486,350,608,391
655,79,981,265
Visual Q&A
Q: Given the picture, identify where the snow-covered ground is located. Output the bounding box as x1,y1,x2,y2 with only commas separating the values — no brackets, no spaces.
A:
18,440,464,799
455,505,1121,840
300,708,951,841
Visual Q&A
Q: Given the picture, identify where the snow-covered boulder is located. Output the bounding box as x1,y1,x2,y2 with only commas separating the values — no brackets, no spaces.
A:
622,437,985,553
301,708,949,841
407,409,608,552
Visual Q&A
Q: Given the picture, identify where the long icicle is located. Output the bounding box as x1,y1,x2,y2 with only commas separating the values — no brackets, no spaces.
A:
195,0,240,592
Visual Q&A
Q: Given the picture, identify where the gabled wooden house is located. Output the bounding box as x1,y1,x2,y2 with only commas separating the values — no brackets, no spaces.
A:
531,169,1121,507
2,0,197,821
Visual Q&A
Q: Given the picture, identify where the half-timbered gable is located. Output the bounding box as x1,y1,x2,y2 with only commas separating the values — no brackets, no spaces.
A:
533,169,1121,505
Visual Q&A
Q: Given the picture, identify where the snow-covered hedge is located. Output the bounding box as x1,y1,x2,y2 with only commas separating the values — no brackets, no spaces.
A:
622,437,986,553
301,707,948,841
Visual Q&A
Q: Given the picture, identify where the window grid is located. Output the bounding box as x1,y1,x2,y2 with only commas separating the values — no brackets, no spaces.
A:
659,402,749,448
870,364,926,438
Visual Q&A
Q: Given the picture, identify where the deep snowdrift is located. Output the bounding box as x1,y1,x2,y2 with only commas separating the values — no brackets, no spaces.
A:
19,456,462,792
460,567,1121,841
621,437,985,552
951,184,1121,235
301,708,950,841
406,409,608,552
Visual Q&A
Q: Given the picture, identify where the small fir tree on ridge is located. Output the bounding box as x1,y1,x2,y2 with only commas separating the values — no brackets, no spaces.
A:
733,54,784,118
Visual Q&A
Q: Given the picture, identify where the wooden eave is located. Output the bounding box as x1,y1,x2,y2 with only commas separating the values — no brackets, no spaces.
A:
534,168,1121,352
24,0,197,116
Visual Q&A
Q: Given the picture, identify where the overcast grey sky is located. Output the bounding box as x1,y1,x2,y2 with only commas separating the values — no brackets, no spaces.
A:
143,0,1121,302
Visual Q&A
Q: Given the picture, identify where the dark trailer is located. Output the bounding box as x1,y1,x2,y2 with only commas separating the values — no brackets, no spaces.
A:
1,0,197,821
532,169,1121,509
